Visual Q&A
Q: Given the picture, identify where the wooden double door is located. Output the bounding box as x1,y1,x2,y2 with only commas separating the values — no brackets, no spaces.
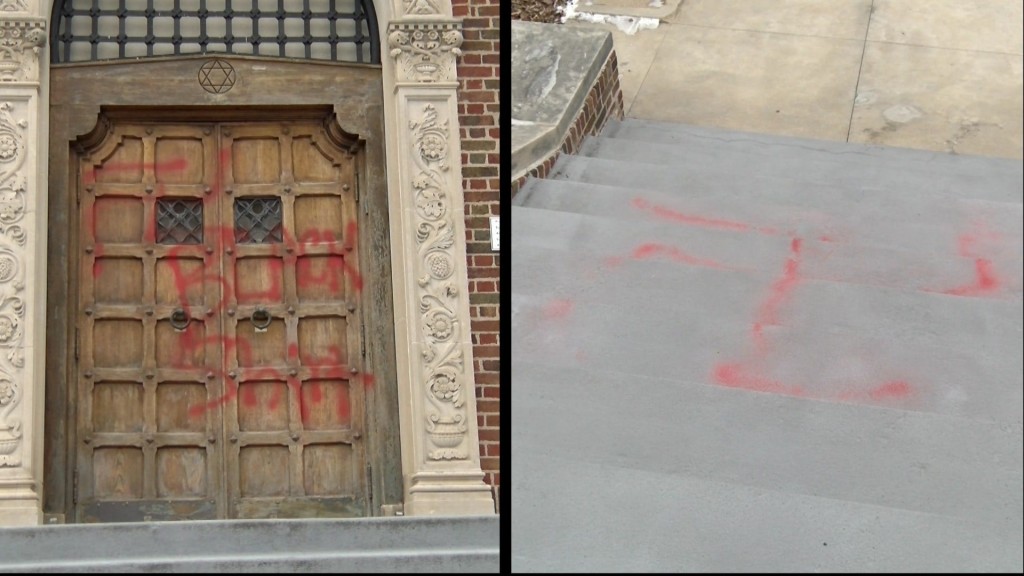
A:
75,119,367,521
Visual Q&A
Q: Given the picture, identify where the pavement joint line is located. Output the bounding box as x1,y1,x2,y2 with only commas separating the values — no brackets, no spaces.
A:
847,0,874,143
625,22,670,117
666,20,874,43
864,38,1024,58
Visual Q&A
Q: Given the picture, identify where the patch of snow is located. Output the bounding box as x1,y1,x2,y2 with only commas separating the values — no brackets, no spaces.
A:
558,0,660,35
525,53,561,102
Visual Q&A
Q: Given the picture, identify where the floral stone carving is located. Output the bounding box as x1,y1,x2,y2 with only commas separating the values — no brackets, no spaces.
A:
409,103,470,461
0,371,21,465
0,100,27,246
0,100,27,467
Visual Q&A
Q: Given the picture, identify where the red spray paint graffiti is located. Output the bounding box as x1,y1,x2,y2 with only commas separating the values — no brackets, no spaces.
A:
751,237,802,354
543,299,574,320
606,196,928,405
630,242,732,270
937,228,1005,297
84,147,371,422
632,197,780,235
708,232,916,404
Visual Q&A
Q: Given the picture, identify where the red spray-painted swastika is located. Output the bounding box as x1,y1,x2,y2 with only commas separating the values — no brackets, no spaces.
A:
543,194,1019,408
597,198,943,404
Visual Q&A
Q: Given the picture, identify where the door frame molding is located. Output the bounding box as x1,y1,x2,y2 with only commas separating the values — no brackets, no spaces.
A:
0,0,493,525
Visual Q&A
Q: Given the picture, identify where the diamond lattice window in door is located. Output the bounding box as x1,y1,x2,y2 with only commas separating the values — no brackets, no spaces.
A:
156,198,204,244
234,197,283,244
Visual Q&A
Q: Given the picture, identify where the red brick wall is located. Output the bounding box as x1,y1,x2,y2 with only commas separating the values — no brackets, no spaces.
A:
453,0,501,492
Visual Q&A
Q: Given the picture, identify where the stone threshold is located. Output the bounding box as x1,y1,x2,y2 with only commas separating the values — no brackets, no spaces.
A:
0,515,499,572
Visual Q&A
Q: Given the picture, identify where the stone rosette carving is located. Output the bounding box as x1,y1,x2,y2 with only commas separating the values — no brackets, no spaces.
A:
388,22,463,84
409,103,470,461
0,18,46,83
0,100,27,467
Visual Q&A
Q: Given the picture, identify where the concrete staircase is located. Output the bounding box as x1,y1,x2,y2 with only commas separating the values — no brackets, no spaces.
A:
0,516,498,572
512,119,1023,572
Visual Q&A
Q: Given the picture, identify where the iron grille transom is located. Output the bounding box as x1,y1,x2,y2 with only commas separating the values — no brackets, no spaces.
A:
51,0,379,64
234,197,283,244
156,198,204,244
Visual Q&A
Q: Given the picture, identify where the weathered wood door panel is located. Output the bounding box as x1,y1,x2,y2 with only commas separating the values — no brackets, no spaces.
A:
76,119,366,522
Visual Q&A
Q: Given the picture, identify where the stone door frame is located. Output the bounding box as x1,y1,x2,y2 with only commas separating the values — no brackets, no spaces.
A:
0,0,493,525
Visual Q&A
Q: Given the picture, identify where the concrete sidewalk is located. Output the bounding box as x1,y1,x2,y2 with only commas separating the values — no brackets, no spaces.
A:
565,0,1023,159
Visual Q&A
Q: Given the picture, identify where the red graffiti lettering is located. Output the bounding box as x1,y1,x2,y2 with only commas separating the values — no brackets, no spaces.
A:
84,149,371,422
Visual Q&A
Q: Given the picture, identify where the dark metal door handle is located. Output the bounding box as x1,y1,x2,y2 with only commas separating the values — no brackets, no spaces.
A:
251,307,272,331
170,308,190,331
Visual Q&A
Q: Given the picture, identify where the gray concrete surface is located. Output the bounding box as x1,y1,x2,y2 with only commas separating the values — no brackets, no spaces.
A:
572,0,1023,159
511,120,1024,572
511,20,612,179
0,516,499,573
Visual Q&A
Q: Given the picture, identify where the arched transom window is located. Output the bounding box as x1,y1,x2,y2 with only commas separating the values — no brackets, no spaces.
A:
51,0,379,64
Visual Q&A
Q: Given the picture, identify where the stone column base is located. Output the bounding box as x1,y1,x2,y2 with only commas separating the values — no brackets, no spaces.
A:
0,480,42,526
404,472,497,516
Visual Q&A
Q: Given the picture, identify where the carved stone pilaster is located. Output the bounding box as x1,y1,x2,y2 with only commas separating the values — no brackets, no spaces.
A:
0,100,26,469
385,12,494,514
394,95,493,516
409,103,470,461
0,18,46,84
388,21,462,84
0,2,42,527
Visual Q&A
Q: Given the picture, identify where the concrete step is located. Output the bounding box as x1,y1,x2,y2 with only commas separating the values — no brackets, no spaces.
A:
0,516,499,573
601,118,1024,191
514,361,1021,534
512,230,1023,357
513,177,1023,263
512,238,1022,424
511,203,1023,299
573,133,1019,204
512,366,1023,572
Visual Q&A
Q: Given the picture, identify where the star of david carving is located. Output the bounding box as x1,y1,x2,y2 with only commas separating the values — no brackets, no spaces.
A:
198,60,236,94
